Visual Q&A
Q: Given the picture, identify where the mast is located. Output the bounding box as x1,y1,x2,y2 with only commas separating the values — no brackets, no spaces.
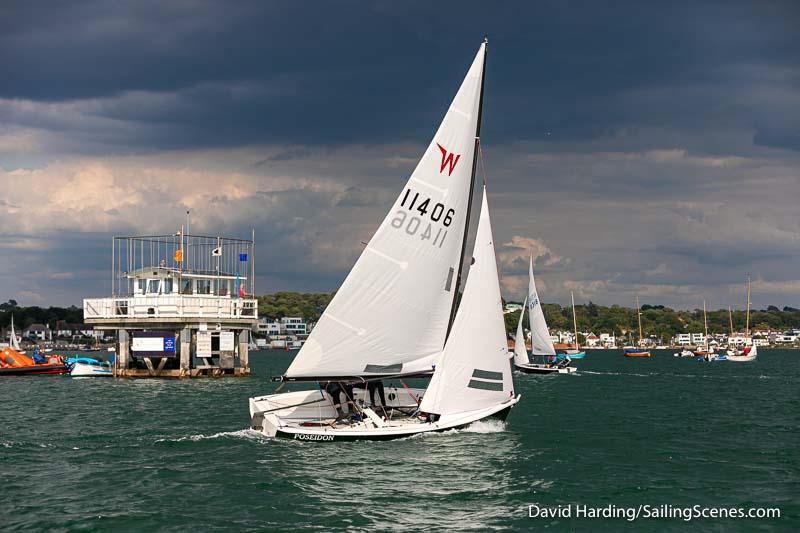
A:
703,300,709,351
636,295,643,345
446,37,488,340
571,291,579,349
728,305,734,337
745,275,751,336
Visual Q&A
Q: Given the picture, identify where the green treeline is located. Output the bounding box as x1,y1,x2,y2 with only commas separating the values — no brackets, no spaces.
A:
503,302,800,339
0,300,83,329
2,295,799,338
256,292,334,322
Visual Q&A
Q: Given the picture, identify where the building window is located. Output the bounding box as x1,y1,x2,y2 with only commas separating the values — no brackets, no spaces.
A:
148,279,160,294
196,280,211,295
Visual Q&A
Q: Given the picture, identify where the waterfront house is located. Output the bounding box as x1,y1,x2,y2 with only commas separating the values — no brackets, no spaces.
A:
23,323,50,341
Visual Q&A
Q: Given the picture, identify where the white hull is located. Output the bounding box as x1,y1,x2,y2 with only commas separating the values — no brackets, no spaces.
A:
514,363,576,374
726,345,758,362
70,362,113,377
250,388,519,441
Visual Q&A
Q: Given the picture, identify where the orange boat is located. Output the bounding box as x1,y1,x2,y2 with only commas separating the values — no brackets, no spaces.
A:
0,347,68,375
623,348,651,357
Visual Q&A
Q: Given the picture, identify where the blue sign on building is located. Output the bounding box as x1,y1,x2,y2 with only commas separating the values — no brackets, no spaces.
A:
239,253,248,262
163,336,176,353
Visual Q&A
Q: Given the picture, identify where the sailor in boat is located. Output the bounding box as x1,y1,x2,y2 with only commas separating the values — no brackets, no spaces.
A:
350,379,389,418
322,381,358,421
368,380,387,416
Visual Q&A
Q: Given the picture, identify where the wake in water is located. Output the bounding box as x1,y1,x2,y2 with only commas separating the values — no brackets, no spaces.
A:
156,429,266,444
404,419,507,441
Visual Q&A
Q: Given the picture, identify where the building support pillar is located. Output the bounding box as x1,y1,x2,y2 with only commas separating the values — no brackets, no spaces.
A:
238,329,249,371
180,327,191,375
118,329,130,370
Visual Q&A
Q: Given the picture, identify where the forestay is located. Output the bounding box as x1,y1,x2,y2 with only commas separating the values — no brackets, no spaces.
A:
420,188,514,416
528,257,556,356
513,298,530,365
285,44,487,379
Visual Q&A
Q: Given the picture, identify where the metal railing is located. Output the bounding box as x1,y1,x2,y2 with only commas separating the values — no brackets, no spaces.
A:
83,296,258,320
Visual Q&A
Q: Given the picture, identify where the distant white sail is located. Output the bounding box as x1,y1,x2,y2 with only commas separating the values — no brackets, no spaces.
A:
10,314,20,351
528,257,556,356
513,298,530,365
420,188,514,416
286,44,487,379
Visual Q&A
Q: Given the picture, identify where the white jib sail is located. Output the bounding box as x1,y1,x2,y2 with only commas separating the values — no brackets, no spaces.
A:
419,188,515,416
527,256,556,356
513,298,530,365
286,44,487,379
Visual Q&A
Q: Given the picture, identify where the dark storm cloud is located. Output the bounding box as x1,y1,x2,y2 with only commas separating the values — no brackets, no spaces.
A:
2,1,798,151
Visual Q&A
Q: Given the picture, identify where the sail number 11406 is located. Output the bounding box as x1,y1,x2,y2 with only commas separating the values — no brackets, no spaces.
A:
390,188,455,248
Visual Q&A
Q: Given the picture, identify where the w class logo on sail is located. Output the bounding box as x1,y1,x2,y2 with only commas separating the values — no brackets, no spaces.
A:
436,143,461,176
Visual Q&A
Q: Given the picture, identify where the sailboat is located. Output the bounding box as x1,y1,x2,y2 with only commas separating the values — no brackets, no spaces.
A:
560,291,586,359
696,300,725,361
727,276,758,362
513,257,575,374
623,296,651,357
9,314,22,352
248,41,520,441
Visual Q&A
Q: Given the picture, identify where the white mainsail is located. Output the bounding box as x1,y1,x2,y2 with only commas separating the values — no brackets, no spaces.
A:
10,314,21,351
285,44,487,379
419,188,514,416
513,298,530,365
527,257,556,356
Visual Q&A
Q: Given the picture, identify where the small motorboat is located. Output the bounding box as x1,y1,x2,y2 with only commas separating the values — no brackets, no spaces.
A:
68,356,113,377
674,348,694,358
0,347,68,375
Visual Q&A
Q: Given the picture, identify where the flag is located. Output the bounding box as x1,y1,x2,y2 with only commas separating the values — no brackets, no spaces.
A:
212,247,222,257
174,249,183,262
239,253,247,262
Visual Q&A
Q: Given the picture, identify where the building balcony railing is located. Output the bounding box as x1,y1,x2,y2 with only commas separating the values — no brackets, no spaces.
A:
83,295,258,322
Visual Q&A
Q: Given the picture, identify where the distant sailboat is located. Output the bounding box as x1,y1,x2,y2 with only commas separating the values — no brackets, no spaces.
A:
9,315,21,352
696,300,726,361
623,296,651,357
727,276,757,362
560,291,586,359
513,257,575,374
248,40,520,440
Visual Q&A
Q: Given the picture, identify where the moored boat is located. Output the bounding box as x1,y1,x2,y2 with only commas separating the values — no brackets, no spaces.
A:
557,292,587,360
727,277,758,362
68,357,113,377
0,347,68,375
623,296,651,357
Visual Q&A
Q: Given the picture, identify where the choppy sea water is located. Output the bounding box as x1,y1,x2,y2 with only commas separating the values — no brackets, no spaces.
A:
1,349,797,531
